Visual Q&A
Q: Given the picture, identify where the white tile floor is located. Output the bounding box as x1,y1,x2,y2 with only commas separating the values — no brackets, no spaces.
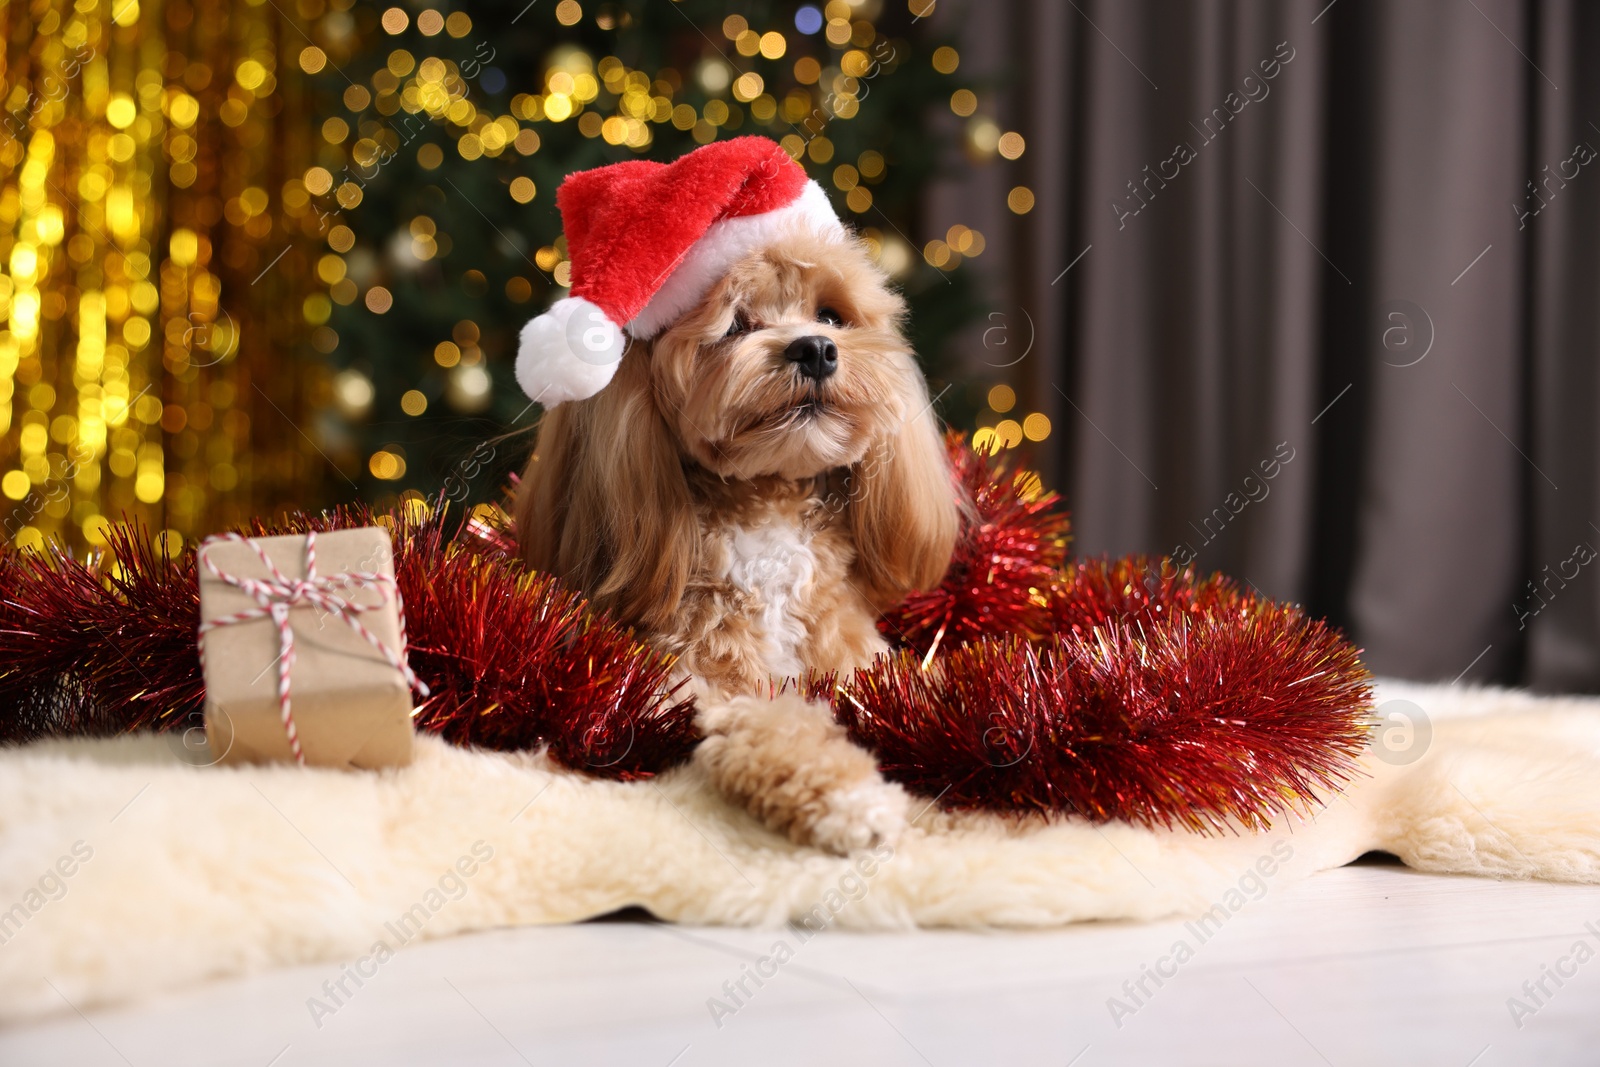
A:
5,857,1599,1066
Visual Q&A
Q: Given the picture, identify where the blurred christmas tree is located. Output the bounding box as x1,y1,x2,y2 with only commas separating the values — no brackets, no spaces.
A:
304,0,987,508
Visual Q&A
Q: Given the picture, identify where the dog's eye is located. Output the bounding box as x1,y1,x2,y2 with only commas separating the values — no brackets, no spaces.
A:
816,307,844,327
724,310,751,339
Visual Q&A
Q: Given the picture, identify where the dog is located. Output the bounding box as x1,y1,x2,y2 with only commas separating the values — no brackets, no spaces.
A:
515,224,962,854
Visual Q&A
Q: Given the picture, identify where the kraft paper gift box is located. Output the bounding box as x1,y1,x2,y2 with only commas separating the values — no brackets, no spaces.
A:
197,527,417,769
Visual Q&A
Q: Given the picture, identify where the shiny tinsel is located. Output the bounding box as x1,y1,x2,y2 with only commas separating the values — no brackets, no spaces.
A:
0,505,696,777
846,550,1370,829
879,435,1072,659
835,599,1372,832
1051,554,1248,635
0,455,1373,829
389,510,696,778
0,523,205,740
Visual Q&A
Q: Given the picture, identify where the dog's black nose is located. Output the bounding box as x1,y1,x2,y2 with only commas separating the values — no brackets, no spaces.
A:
785,335,838,381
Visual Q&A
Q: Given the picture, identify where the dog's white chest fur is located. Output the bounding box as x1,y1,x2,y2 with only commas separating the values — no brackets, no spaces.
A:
719,518,816,679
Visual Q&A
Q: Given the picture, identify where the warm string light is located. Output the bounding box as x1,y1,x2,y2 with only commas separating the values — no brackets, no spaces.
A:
2,0,1033,536
297,0,1027,481
297,3,520,479
0,5,161,552
0,0,318,553
973,383,1052,452
910,23,1040,447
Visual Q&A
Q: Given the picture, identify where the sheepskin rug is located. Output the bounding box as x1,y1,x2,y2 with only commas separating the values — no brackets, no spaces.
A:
2,679,1598,1025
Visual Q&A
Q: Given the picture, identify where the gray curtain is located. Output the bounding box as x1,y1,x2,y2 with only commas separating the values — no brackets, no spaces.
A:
935,0,1600,691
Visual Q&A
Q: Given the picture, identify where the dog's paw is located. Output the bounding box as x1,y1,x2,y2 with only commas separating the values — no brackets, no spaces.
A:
691,691,911,856
798,776,909,855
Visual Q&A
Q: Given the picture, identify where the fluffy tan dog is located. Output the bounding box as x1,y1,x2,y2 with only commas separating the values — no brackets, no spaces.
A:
516,227,961,853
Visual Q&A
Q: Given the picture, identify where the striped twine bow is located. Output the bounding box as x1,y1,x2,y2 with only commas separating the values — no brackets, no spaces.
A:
197,530,429,765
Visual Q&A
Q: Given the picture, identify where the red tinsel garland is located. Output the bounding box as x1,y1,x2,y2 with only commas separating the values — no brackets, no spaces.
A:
836,587,1372,831
1052,554,1250,635
0,439,1374,831
0,523,206,740
389,512,695,779
879,436,1072,659
0,505,695,779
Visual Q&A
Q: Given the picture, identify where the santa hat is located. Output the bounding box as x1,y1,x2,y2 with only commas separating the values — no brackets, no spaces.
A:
515,136,845,406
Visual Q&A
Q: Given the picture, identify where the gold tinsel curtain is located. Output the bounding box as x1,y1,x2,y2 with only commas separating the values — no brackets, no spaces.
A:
0,0,318,553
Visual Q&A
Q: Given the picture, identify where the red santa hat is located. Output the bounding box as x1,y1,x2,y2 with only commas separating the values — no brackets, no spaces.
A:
515,136,845,406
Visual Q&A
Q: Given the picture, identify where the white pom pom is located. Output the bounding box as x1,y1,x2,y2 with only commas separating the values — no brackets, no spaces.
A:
514,296,628,406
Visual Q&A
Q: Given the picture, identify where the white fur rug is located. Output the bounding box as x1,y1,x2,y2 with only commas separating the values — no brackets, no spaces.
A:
2,679,1598,1025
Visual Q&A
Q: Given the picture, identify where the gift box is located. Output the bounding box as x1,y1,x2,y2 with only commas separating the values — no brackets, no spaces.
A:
197,527,423,769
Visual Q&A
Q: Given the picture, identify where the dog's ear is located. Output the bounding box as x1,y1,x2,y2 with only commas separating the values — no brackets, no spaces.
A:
847,377,961,608
514,346,695,631
515,403,575,579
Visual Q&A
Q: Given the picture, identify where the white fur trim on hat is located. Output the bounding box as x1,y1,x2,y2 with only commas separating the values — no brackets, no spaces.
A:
626,180,845,339
514,296,629,407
